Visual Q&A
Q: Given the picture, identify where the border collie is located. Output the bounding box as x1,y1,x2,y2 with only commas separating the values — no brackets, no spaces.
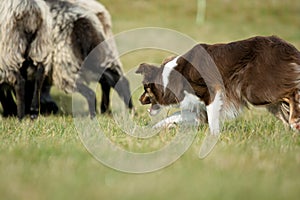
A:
136,36,300,134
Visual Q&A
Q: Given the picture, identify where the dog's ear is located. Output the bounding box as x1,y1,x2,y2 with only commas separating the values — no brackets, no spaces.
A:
136,63,156,75
136,63,160,84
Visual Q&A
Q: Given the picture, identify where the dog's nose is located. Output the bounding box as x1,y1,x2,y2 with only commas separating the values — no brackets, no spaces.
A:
289,117,300,130
290,123,300,131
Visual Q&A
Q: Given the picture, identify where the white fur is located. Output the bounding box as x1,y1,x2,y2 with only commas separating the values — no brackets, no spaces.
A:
153,110,198,129
148,105,162,116
223,101,243,120
206,91,223,135
162,56,179,91
152,91,207,128
180,91,206,113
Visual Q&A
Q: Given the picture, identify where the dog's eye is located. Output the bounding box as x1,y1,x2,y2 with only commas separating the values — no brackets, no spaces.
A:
144,84,153,93
144,83,150,89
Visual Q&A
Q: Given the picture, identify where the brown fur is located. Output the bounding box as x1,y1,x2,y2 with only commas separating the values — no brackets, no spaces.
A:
136,36,300,130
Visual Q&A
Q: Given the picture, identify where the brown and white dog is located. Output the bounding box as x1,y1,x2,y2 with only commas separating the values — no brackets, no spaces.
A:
136,36,300,134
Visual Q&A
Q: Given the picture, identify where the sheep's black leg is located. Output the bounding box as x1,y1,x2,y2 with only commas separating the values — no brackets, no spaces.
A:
76,82,96,118
14,73,26,120
24,77,58,115
0,85,17,117
40,76,58,115
25,80,34,114
114,76,134,110
102,68,134,111
30,63,45,120
99,77,111,114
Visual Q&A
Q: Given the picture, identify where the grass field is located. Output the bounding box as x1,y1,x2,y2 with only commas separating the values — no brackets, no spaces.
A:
1,0,300,199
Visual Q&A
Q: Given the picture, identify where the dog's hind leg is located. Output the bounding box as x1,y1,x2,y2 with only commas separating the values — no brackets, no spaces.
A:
76,82,96,118
266,102,290,127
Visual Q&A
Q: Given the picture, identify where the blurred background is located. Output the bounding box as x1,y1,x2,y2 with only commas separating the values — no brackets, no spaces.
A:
1,1,300,200
104,0,300,45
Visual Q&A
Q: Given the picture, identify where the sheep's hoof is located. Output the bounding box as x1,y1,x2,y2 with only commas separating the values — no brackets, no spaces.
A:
18,116,23,122
90,111,97,119
30,114,38,120
17,112,25,121
30,109,39,120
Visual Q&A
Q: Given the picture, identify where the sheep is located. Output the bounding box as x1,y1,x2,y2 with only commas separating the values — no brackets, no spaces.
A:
0,0,133,118
0,0,52,119
70,0,113,36
43,0,133,117
70,0,134,114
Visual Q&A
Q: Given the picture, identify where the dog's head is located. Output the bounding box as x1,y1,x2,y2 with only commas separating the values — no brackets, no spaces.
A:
135,63,163,116
135,56,183,116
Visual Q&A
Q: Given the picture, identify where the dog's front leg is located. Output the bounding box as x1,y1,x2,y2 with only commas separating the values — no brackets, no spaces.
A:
206,91,223,135
199,90,223,159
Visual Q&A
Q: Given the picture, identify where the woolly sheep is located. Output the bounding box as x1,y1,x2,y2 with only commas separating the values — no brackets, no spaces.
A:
0,0,52,119
72,0,133,113
44,0,133,117
0,0,133,118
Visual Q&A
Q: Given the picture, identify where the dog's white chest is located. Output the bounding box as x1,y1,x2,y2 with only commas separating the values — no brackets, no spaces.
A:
180,91,205,112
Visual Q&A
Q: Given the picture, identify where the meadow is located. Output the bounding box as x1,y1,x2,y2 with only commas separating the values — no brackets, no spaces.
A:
1,0,300,199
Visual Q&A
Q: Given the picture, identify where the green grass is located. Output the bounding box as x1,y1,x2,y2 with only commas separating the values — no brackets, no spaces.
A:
1,0,300,199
